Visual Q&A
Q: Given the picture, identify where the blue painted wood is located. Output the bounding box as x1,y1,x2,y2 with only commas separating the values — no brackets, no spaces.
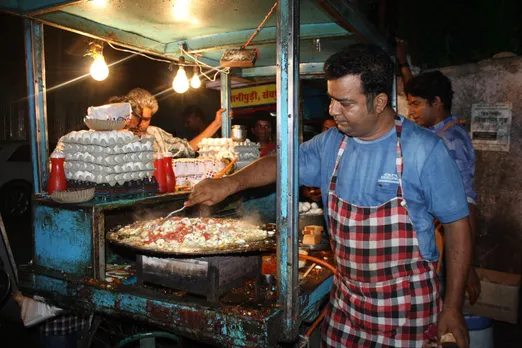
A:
275,0,301,342
220,72,231,138
24,19,49,193
33,205,93,276
20,269,332,347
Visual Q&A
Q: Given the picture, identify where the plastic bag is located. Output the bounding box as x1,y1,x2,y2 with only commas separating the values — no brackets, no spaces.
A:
15,293,63,327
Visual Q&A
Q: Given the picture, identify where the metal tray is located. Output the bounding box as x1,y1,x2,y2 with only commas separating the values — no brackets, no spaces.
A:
107,222,277,257
107,235,276,256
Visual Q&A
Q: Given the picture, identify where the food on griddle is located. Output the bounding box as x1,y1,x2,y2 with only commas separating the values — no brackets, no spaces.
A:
108,217,268,252
303,225,324,236
302,234,322,246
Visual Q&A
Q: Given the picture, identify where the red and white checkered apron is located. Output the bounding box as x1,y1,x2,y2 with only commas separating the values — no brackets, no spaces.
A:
322,116,441,347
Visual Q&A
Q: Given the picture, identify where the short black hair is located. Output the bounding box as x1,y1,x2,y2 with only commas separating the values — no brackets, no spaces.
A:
404,71,454,111
324,44,393,106
251,111,274,128
182,105,205,120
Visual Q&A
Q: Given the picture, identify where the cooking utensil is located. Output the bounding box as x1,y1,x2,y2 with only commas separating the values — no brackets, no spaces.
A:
213,157,238,178
162,205,186,220
231,125,248,141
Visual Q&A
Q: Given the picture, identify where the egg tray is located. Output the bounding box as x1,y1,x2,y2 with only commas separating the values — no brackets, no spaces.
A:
66,178,158,201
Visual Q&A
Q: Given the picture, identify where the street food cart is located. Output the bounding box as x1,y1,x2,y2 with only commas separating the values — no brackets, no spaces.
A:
0,0,390,346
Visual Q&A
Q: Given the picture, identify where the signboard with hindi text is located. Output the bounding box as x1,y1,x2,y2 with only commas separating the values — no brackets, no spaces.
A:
470,102,512,152
231,84,276,109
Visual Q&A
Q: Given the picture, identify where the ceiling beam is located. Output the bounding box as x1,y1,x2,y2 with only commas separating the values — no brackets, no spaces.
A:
314,0,390,53
164,22,350,54
240,62,324,78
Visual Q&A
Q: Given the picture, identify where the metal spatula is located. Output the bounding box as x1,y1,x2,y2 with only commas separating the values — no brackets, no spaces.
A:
162,205,186,222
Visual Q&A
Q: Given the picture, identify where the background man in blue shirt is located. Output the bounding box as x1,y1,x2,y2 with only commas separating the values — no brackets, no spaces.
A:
402,67,481,306
187,44,471,348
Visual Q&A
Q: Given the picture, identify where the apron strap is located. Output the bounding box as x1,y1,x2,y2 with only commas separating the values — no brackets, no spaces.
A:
394,115,405,198
328,136,349,193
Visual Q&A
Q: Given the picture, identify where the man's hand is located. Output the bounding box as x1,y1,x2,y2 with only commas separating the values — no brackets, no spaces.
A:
395,37,409,65
466,267,481,306
186,177,237,207
438,308,469,348
214,108,227,125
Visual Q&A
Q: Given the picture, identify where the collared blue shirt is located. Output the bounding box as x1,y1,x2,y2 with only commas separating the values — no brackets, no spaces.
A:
429,116,477,204
299,116,469,262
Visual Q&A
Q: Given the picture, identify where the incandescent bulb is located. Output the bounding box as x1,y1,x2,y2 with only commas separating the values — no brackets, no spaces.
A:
90,55,109,81
173,0,190,20
190,73,201,88
91,0,107,8
173,66,189,93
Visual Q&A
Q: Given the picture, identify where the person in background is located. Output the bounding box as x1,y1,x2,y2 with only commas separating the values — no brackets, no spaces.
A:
302,116,339,202
181,105,209,139
120,88,226,157
397,40,482,306
251,112,276,157
321,116,337,132
187,44,472,348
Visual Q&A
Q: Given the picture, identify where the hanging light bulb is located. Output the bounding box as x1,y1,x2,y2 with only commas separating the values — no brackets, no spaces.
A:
91,0,107,8
90,55,109,81
191,65,201,89
172,57,189,93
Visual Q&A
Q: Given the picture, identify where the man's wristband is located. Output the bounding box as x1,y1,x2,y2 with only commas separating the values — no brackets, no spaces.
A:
398,62,409,68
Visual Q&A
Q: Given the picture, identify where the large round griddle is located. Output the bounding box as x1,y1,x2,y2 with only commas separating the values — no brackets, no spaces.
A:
107,222,277,256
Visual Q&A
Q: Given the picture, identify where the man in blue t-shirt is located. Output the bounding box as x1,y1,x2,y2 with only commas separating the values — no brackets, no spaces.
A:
187,44,471,348
403,69,481,306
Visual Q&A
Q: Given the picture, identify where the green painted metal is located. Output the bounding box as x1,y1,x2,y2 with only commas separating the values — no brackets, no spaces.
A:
36,11,168,57
1,0,387,67
165,22,350,54
19,0,79,14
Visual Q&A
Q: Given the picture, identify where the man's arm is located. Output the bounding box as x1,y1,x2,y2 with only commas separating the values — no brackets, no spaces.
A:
438,217,472,348
188,108,226,151
396,38,413,85
186,155,277,206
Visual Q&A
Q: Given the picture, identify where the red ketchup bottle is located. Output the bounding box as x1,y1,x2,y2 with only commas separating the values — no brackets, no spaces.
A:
153,152,167,194
163,152,176,193
48,151,67,194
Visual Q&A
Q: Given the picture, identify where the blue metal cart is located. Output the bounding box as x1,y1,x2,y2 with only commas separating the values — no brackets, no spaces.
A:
0,1,389,346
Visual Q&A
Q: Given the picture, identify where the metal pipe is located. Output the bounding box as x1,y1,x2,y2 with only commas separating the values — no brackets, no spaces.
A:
220,72,231,137
276,0,300,342
24,19,49,193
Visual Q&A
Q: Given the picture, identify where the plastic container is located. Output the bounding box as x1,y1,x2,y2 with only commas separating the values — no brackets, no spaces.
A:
153,152,167,193
163,152,176,193
48,152,67,194
465,315,494,348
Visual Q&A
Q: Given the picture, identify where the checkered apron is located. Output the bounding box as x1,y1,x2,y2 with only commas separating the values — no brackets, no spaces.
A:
322,116,441,347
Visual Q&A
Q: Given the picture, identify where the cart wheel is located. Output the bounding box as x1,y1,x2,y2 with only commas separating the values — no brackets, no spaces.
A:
113,331,182,348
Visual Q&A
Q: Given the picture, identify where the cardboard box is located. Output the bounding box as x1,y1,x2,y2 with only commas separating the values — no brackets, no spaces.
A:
463,268,520,324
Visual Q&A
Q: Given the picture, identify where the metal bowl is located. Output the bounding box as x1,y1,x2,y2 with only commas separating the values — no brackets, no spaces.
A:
231,125,248,141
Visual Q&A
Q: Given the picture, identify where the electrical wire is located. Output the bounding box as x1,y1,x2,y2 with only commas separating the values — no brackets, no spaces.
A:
107,42,173,63
243,2,278,48
106,41,230,84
